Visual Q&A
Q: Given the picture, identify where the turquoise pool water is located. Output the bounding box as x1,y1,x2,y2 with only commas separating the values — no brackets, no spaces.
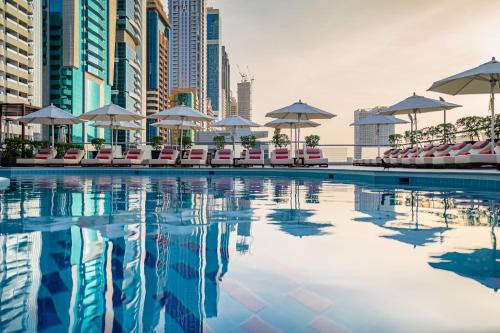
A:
0,175,499,333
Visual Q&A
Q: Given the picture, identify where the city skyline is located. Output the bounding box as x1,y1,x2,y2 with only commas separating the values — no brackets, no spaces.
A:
211,0,500,143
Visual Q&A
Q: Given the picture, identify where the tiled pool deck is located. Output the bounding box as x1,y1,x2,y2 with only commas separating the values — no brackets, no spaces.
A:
1,166,499,191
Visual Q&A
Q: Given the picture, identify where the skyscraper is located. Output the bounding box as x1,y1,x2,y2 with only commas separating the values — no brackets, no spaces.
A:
43,0,115,142
221,46,231,119
169,0,208,114
206,7,221,119
113,0,147,142
146,0,171,142
237,79,252,120
0,0,43,138
229,95,238,117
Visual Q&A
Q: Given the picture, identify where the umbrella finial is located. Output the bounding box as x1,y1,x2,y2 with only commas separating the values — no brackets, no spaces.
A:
413,92,417,96
493,57,497,62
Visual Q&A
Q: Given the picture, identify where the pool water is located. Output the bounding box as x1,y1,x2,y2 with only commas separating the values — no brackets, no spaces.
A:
0,175,499,333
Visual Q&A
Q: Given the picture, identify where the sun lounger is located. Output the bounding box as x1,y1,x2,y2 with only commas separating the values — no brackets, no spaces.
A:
432,142,473,168
47,148,85,166
17,148,57,166
113,148,148,166
181,148,208,167
238,148,265,167
453,141,496,168
304,148,328,167
270,148,294,167
81,148,117,166
388,148,411,166
148,148,179,166
400,145,435,167
415,144,453,167
211,149,234,167
384,149,402,166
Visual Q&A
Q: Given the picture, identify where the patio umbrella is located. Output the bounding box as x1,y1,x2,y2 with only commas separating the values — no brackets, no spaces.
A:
379,93,461,146
265,118,320,152
79,104,144,148
148,105,213,150
429,57,500,144
350,114,408,156
16,104,84,149
266,100,336,150
209,116,260,152
152,120,201,149
92,121,143,147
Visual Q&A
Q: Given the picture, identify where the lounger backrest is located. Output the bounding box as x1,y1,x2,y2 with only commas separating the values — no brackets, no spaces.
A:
159,148,178,160
465,141,491,155
430,144,452,157
215,149,233,160
189,149,206,160
247,148,263,160
397,148,410,157
402,147,418,158
417,145,435,157
305,148,323,159
63,149,83,160
495,142,500,155
35,148,54,160
241,150,247,159
441,142,471,157
296,149,304,158
272,148,290,159
96,148,114,159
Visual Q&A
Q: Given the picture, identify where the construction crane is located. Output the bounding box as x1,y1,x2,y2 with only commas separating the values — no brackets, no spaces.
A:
237,65,254,83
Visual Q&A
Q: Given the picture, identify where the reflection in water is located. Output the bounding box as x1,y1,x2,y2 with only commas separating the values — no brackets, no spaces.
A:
0,176,499,332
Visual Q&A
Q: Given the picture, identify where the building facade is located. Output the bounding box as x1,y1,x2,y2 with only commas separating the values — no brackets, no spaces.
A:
0,0,43,139
229,95,237,117
206,7,221,119
221,46,231,119
43,0,115,143
113,0,147,142
353,107,394,159
237,79,252,120
168,0,207,114
146,0,170,142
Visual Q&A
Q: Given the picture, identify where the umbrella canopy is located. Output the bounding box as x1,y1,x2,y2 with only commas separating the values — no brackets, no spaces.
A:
16,104,84,149
152,119,201,130
209,116,260,151
429,57,500,144
350,114,409,126
266,100,336,120
79,104,144,122
92,121,142,131
265,118,320,129
148,105,213,122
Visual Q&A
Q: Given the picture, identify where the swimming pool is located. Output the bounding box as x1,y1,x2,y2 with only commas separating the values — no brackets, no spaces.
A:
0,175,499,333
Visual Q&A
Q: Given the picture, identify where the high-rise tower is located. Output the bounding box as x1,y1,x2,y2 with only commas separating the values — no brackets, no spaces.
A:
168,0,207,114
237,79,252,120
221,46,231,119
206,7,221,119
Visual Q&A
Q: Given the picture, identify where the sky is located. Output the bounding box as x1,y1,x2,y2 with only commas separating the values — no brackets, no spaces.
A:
209,0,500,143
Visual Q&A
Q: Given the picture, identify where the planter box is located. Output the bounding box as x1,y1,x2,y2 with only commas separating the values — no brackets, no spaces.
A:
1,156,17,167
151,150,161,160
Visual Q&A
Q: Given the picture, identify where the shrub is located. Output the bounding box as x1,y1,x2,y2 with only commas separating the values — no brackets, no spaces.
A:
178,135,193,149
150,136,164,150
91,138,105,151
305,135,320,148
272,129,291,148
213,135,226,150
240,135,256,149
55,143,83,158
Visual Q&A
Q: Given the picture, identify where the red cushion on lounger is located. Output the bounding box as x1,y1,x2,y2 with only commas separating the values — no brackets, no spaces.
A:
64,156,78,160
423,144,434,151
309,156,321,159
439,153,450,157
98,156,110,159
218,156,230,160
160,156,173,160
218,149,232,155
127,156,139,160
100,149,112,154
249,156,261,160
275,148,288,154
383,149,392,155
436,144,449,151
35,156,49,159
38,148,51,154
66,149,80,154
276,156,289,159
306,148,321,154
424,153,434,157
128,149,141,155
191,149,204,155
480,149,493,154
162,148,175,154
248,149,261,154
458,152,470,156
452,142,467,150
472,141,488,149
190,157,203,160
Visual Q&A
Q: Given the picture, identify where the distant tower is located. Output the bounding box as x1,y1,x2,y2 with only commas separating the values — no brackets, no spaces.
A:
237,68,253,120
221,46,231,119
229,96,238,117
353,107,394,159
169,0,208,114
207,8,222,119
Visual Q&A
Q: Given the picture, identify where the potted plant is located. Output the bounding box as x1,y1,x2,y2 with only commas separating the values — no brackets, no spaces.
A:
272,128,290,149
90,138,105,158
177,135,193,158
1,137,23,166
241,135,256,150
150,136,164,159
213,135,226,150
305,135,320,148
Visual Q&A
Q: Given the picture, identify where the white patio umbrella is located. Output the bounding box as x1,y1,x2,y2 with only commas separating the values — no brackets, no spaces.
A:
152,119,201,149
148,105,213,150
266,100,336,150
350,114,408,156
79,104,144,148
429,57,500,144
265,118,320,152
379,93,461,146
16,104,84,149
209,116,261,151
92,121,143,147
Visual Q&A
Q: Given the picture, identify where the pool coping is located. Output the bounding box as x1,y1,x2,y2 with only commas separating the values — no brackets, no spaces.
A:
0,166,499,191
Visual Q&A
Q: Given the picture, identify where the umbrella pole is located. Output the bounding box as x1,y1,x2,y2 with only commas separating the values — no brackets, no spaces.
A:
414,111,418,147
490,81,496,144
290,127,293,152
51,120,55,150
377,124,381,157
180,117,184,154
232,127,235,153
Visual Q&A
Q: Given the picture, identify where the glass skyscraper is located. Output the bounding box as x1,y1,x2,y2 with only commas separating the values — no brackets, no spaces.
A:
206,8,221,119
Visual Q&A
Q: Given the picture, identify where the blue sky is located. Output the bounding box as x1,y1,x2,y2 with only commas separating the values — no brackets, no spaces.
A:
210,0,500,143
